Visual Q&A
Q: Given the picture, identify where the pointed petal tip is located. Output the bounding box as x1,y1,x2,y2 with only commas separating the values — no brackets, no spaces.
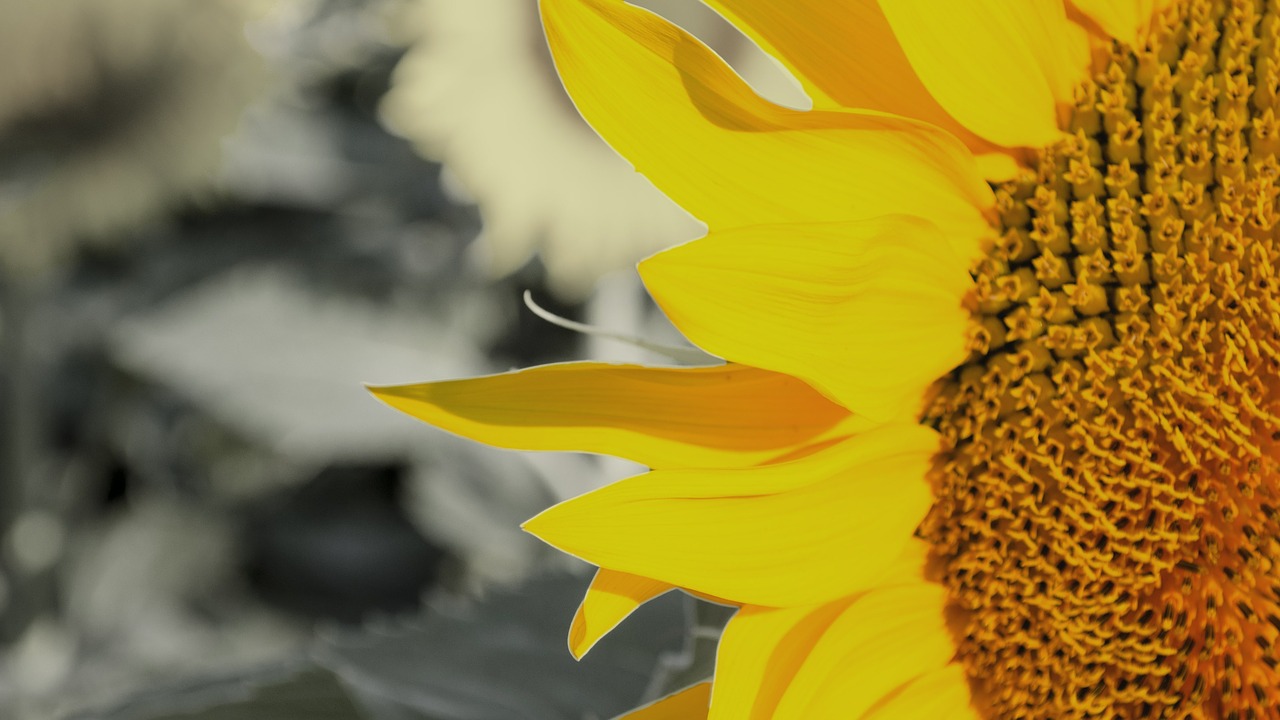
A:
365,381,432,405
521,501,582,554
364,382,393,397
570,569,676,661
568,609,590,660
521,507,575,549
368,363,856,469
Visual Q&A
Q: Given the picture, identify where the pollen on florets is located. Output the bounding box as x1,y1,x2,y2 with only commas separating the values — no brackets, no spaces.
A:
920,1,1280,717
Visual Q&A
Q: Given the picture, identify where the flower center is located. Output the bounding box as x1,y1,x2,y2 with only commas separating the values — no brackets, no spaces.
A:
920,1,1280,717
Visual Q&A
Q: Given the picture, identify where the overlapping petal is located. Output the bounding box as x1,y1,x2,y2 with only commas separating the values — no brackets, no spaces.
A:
370,363,861,470
700,0,1022,179
523,423,939,607
860,664,980,719
539,0,994,244
698,0,960,119
709,601,850,720
686,539,956,718
570,569,674,659
772,584,954,718
878,0,1089,148
640,217,973,422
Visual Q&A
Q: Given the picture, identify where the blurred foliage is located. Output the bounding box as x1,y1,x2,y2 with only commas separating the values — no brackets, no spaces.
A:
0,0,269,277
75,666,364,720
79,572,687,720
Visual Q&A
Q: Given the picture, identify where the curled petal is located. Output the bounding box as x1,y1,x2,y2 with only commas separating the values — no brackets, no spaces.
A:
570,569,674,659
540,0,993,241
701,0,1017,173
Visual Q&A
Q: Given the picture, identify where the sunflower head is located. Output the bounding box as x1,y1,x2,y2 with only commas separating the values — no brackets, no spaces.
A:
924,3,1280,714
377,0,1280,717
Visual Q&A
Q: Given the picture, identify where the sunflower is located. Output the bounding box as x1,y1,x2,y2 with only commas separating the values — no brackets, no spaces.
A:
373,0,1280,717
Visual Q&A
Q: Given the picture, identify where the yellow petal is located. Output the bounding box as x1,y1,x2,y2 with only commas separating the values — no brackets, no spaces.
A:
866,537,938,587
709,601,850,720
974,151,1024,184
523,423,939,607
859,664,980,720
1068,0,1170,46
774,584,955,718
1067,0,1139,43
697,0,936,117
704,540,943,718
540,0,993,242
700,0,1019,170
570,569,674,660
640,217,972,422
370,362,858,470
878,0,1089,148
618,682,711,720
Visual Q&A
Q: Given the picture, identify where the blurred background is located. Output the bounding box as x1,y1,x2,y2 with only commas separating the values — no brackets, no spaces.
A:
0,1,801,717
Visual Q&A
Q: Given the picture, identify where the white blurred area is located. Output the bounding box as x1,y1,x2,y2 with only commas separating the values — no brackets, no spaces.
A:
382,0,808,299
0,0,270,278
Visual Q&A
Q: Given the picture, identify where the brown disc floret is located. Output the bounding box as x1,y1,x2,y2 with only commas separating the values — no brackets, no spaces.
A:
922,1,1280,717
